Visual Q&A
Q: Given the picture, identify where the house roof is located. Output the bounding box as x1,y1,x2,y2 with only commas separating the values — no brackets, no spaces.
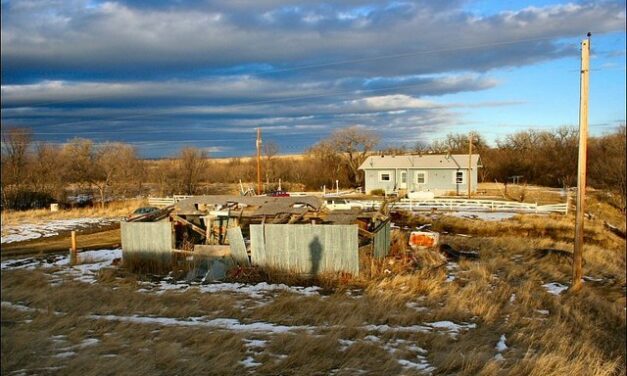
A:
358,154,482,170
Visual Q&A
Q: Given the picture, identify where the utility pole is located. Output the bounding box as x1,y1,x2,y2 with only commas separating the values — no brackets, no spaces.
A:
468,132,473,199
256,128,262,195
572,33,591,292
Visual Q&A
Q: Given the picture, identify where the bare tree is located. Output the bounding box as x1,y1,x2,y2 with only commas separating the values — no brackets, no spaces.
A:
589,124,626,210
1,127,33,187
30,142,64,201
326,126,379,187
179,147,209,195
263,141,280,181
92,143,142,208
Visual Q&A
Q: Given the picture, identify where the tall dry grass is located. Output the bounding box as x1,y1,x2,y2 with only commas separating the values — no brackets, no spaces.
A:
1,199,146,228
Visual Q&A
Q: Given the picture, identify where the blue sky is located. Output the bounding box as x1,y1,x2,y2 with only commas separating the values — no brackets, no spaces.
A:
1,0,625,157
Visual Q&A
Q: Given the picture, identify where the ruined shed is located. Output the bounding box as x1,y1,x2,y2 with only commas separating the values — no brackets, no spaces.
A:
120,195,391,277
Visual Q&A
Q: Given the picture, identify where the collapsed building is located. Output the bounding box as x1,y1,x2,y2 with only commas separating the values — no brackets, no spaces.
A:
121,195,391,277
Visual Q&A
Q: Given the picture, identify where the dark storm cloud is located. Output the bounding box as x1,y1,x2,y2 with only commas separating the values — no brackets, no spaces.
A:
1,0,625,156
2,1,624,79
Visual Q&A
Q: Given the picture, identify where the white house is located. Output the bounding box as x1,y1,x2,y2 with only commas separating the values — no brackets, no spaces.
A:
358,154,482,195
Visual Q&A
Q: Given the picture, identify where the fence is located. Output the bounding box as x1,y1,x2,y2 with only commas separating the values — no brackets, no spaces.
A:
356,199,568,214
148,195,568,214
250,224,359,275
147,195,194,207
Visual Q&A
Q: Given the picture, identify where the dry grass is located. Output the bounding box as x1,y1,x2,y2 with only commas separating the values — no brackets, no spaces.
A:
1,199,146,228
1,193,625,375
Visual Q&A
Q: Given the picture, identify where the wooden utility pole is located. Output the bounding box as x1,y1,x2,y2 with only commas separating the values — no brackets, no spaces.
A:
70,231,77,266
572,33,591,292
468,133,473,199
256,128,262,195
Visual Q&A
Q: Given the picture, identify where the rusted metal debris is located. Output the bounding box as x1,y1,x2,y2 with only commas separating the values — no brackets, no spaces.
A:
439,244,479,260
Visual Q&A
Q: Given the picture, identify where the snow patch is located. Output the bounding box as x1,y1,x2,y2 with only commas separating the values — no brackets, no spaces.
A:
239,356,262,368
495,334,508,352
1,218,118,244
89,314,312,334
542,282,568,295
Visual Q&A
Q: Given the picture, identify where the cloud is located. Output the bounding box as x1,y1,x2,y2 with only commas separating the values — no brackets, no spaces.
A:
1,0,624,157
2,1,624,80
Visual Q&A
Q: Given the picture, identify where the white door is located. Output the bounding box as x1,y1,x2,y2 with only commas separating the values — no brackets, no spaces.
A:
400,171,407,189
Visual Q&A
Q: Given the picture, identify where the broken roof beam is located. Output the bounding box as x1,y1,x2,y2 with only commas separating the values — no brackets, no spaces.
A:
172,215,207,238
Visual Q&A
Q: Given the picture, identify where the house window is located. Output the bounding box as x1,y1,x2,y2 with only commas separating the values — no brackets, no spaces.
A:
455,171,465,184
416,171,427,184
379,172,391,182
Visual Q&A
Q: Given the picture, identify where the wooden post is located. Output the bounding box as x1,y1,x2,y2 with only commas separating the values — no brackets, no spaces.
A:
205,216,213,244
70,231,77,266
256,128,262,195
572,34,591,293
468,133,473,199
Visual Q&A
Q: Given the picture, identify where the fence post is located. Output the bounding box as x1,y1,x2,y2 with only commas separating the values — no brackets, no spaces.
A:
70,231,77,266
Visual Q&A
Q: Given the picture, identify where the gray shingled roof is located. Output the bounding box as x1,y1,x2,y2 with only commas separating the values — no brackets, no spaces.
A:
358,154,481,170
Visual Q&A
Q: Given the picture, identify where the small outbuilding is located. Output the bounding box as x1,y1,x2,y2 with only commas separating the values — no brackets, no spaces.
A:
359,154,482,195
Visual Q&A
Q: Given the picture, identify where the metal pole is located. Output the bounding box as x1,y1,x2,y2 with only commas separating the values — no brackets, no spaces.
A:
468,133,473,199
572,34,591,292
256,128,262,195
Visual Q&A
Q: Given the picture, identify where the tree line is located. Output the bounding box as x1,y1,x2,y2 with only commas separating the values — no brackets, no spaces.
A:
1,125,625,211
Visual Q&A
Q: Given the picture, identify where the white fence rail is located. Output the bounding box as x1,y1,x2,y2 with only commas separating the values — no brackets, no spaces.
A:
377,199,567,214
148,195,193,207
148,195,568,214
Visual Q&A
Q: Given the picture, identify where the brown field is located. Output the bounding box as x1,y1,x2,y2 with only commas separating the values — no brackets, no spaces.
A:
1,191,625,375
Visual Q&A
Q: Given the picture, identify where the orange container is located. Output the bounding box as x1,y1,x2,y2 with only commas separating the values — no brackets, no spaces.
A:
409,231,439,249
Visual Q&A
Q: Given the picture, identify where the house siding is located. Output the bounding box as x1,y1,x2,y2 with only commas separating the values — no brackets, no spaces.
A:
364,168,478,195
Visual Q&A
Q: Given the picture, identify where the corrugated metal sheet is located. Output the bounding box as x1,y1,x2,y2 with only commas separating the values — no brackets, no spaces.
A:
250,224,359,275
227,226,249,265
373,220,391,259
120,221,174,260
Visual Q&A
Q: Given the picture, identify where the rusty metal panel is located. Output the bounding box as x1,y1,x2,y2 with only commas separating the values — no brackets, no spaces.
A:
227,227,249,266
250,224,359,275
373,220,391,259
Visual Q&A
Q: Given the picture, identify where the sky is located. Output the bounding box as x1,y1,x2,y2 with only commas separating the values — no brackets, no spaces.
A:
1,0,625,158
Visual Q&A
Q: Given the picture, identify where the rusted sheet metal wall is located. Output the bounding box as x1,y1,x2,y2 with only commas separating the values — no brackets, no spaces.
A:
373,221,391,259
250,224,359,275
120,221,174,257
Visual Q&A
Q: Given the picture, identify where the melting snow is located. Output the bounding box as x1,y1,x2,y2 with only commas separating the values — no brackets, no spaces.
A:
495,334,508,352
542,282,569,295
1,218,118,244
239,356,262,368
243,339,267,349
89,314,312,334
398,358,435,373
365,320,476,338
54,351,76,358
